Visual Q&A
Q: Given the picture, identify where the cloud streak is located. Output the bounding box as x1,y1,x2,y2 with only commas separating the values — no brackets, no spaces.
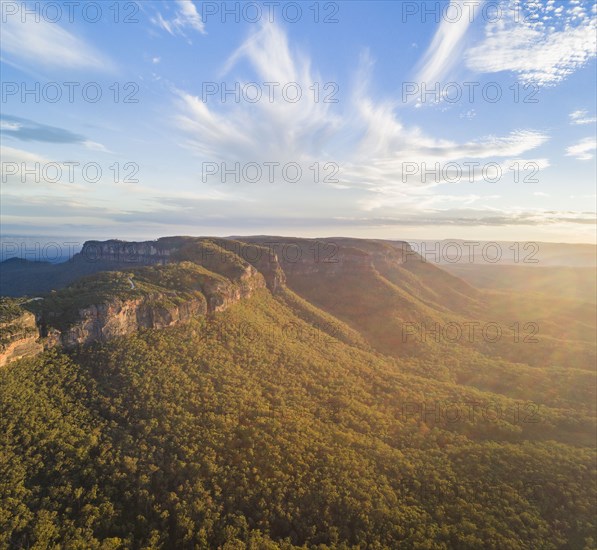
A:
566,137,597,160
0,115,110,152
0,115,86,144
413,0,478,88
570,110,597,125
0,3,115,72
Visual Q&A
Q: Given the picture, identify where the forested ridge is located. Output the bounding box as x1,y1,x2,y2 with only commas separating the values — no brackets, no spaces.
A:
0,237,595,549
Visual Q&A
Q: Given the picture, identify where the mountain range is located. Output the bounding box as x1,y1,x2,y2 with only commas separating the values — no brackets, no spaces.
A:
0,236,595,548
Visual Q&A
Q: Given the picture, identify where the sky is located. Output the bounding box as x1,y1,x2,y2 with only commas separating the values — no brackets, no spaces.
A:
1,0,596,243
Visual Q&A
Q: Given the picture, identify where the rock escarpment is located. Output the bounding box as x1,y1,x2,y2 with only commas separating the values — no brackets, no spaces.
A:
43,295,208,349
0,236,415,367
0,243,279,365
238,237,376,279
38,261,267,350
78,238,177,265
0,306,43,367
78,237,287,292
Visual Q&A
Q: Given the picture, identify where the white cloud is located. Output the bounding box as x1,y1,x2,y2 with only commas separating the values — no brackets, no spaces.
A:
176,22,341,163
174,21,549,205
83,140,111,153
466,0,597,85
0,121,22,131
0,2,115,72
152,0,205,38
566,137,597,160
412,0,475,90
570,109,597,125
0,146,85,190
0,145,50,166
460,109,477,119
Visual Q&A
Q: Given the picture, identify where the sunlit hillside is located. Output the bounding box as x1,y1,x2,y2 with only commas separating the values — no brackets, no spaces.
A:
1,237,595,548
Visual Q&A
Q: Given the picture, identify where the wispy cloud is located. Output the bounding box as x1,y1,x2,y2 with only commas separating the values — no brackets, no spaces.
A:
0,146,86,190
570,109,597,125
0,145,50,167
1,115,86,144
152,0,206,38
0,3,115,72
1,115,111,156
566,137,597,160
176,22,340,163
466,0,597,85
331,209,597,227
174,21,548,203
412,0,477,87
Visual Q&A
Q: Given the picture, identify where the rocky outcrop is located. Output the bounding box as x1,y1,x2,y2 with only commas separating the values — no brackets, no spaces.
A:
0,243,277,364
0,310,43,367
210,239,287,293
78,239,176,265
37,270,267,351
264,240,374,278
1,261,273,366
44,295,208,349
77,238,286,293
0,236,424,366
200,269,266,312
4,237,392,365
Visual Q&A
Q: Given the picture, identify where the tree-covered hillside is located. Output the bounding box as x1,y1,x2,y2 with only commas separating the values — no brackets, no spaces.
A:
0,237,595,549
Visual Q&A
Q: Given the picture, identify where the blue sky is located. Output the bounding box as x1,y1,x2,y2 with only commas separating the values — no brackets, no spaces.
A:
1,0,596,242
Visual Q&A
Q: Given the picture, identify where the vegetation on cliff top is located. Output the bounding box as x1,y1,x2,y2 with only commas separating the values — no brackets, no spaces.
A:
0,297,26,325
0,298,38,350
25,262,233,332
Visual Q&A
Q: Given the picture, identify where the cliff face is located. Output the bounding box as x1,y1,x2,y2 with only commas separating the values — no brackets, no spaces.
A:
77,239,175,266
78,238,286,293
79,236,410,292
211,240,287,293
39,266,268,351
248,240,374,279
0,241,277,365
200,268,266,312
0,310,43,367
47,295,208,348
0,237,410,367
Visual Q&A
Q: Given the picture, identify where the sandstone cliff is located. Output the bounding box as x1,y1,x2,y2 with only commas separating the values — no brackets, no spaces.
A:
0,237,407,367
0,306,43,367
43,294,208,349
0,249,275,365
